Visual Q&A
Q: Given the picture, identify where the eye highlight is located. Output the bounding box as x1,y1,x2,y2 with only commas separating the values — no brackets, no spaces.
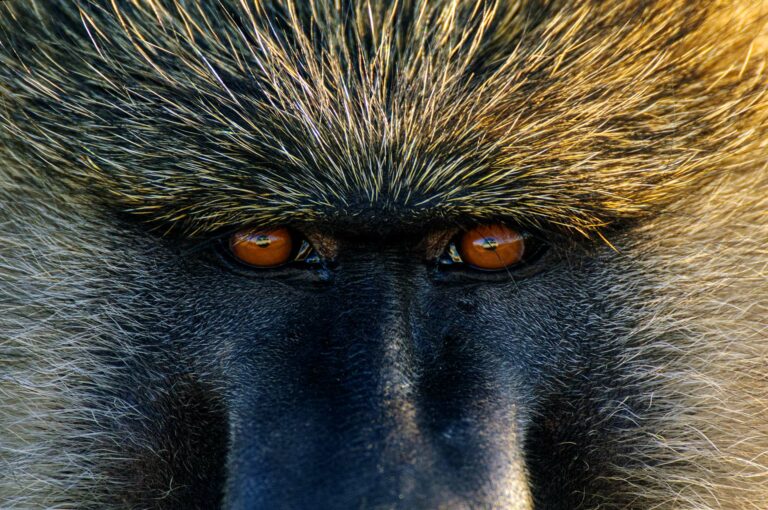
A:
230,227,294,268
432,223,539,273
458,224,525,270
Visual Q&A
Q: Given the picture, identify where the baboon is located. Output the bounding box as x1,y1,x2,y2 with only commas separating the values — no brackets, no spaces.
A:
1,1,767,508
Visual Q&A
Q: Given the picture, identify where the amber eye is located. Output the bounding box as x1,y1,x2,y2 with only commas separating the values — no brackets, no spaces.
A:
458,224,526,271
229,227,294,268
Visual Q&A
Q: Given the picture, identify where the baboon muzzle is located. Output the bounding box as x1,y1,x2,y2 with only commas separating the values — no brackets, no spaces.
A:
222,252,533,509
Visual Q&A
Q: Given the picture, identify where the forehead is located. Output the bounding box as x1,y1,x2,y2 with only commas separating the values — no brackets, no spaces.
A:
0,1,765,237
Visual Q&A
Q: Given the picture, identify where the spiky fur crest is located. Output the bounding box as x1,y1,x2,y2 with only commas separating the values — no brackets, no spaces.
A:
1,0,766,236
0,1,767,509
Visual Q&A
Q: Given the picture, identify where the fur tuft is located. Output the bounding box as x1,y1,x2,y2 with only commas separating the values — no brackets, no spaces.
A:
0,1,766,235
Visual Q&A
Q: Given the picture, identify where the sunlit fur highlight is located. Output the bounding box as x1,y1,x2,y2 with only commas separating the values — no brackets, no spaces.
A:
0,1,767,236
0,1,767,508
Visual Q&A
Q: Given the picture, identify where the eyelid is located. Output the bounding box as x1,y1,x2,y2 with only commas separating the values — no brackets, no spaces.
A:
180,226,247,257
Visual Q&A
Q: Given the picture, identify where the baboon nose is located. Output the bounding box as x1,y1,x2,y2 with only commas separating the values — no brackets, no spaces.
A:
220,259,534,508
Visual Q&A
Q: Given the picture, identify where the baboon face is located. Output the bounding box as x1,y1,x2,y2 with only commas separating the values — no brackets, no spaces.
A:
1,1,767,509
120,212,634,509
163,220,621,508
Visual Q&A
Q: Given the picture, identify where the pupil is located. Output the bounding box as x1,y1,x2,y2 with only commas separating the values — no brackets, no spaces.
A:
481,237,498,250
255,235,271,247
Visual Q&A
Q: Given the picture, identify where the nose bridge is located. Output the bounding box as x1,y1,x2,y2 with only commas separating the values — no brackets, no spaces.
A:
324,261,534,508
331,252,417,377
330,257,422,448
223,255,534,509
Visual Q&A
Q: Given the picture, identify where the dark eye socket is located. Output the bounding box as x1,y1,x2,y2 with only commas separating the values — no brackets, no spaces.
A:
226,227,321,269
437,224,545,272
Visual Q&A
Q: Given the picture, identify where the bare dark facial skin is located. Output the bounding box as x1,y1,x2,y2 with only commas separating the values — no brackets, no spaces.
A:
105,215,644,510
